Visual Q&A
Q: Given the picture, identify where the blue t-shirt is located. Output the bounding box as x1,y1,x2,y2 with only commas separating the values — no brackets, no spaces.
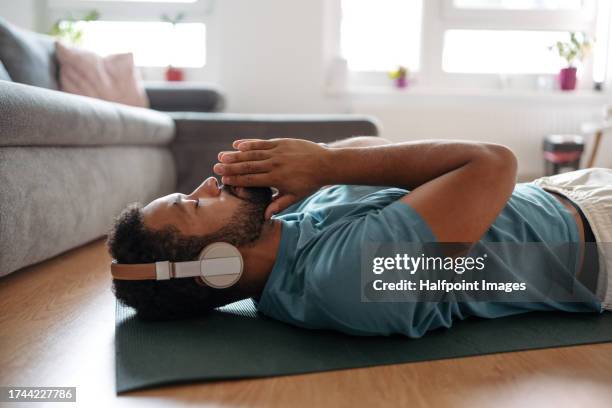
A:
256,185,601,337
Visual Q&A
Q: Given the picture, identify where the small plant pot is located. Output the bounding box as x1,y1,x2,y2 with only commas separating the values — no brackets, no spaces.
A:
165,66,184,82
395,76,408,89
558,67,577,91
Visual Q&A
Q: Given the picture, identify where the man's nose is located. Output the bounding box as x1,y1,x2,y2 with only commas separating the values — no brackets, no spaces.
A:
189,177,220,198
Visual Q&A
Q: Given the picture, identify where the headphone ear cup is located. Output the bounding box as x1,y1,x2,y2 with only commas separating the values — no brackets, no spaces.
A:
198,243,243,289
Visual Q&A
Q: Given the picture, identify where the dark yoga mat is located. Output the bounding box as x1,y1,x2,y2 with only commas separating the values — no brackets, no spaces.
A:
115,299,612,393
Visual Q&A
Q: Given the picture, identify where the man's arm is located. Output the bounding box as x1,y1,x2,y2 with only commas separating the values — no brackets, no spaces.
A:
323,141,517,242
214,138,517,242
326,136,392,148
317,137,391,189
226,136,391,152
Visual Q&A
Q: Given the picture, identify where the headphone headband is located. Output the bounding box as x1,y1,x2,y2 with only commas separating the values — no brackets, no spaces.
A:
110,242,243,289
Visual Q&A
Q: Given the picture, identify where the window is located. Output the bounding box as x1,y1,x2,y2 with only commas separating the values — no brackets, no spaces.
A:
340,0,423,72
337,0,602,90
443,30,568,74
47,0,210,68
441,0,596,78
74,21,205,67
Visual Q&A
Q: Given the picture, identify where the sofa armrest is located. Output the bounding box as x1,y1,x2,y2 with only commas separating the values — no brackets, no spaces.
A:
170,112,380,193
145,82,225,112
0,81,174,147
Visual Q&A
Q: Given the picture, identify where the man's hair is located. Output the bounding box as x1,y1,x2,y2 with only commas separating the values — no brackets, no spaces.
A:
107,203,242,321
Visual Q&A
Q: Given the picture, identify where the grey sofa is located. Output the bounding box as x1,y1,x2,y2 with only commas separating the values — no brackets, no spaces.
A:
0,19,379,277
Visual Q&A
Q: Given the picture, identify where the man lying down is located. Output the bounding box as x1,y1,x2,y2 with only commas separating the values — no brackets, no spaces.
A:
108,137,611,338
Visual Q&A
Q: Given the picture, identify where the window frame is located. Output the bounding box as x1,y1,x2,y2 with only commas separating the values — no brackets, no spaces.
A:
334,0,600,92
442,0,596,31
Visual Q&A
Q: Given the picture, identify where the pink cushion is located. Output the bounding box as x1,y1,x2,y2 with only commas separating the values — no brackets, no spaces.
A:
55,42,149,108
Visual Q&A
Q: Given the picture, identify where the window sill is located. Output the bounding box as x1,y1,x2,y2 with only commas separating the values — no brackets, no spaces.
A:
336,85,609,105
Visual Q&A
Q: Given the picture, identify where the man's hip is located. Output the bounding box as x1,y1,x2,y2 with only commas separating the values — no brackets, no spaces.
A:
533,168,612,311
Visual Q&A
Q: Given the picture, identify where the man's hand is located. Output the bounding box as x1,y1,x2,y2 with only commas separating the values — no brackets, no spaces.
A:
213,138,331,219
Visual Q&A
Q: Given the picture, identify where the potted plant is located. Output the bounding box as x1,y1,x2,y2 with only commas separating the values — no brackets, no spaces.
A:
162,13,185,82
550,32,592,91
50,10,100,45
389,66,409,89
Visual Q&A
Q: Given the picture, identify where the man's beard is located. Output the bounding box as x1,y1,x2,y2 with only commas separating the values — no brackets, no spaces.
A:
214,184,274,247
221,184,273,208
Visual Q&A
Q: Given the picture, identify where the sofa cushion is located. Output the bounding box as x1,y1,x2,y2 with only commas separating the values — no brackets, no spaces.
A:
0,81,174,147
56,42,149,108
0,60,11,81
0,18,58,89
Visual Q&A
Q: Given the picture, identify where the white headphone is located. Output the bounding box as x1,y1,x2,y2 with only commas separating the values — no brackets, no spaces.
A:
110,242,243,289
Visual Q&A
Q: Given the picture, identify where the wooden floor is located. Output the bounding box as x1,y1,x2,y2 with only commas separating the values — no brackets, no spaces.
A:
1,240,612,408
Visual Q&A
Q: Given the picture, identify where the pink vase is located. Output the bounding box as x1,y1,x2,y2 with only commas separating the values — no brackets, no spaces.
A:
396,77,408,89
559,67,577,91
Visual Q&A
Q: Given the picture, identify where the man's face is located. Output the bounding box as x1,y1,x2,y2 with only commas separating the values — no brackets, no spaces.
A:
143,177,273,237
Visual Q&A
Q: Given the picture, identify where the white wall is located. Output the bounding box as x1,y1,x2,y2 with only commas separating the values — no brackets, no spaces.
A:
212,0,345,114
350,91,611,179
0,0,38,30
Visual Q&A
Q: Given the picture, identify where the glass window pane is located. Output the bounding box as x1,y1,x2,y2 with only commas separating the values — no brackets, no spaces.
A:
340,0,423,72
453,0,583,10
442,30,568,74
76,21,206,67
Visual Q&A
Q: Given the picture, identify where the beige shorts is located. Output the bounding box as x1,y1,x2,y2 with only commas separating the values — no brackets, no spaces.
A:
533,168,612,311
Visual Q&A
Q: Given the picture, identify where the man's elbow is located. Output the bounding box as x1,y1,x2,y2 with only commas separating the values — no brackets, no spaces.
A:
481,144,518,184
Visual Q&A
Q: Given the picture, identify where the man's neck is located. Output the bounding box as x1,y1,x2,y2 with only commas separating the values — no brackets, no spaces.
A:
237,219,282,299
